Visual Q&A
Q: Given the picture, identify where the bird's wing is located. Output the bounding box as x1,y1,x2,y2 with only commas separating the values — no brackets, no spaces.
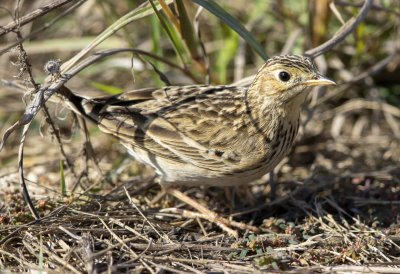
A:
95,85,247,171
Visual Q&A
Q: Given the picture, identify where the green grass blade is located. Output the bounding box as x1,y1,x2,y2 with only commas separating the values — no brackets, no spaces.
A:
148,0,187,65
60,157,66,196
62,1,174,74
175,0,201,61
150,14,164,86
90,81,125,95
191,0,268,60
217,28,238,83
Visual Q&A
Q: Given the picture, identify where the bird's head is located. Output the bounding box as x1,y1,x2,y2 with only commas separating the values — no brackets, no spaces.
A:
249,55,335,105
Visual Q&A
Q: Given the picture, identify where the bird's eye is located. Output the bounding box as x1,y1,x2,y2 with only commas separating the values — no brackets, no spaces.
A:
278,71,291,82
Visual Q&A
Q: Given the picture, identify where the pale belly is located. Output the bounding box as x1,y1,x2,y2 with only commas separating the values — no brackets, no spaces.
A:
122,140,290,187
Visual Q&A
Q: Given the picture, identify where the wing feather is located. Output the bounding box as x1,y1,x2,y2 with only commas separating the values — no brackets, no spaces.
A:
93,85,247,171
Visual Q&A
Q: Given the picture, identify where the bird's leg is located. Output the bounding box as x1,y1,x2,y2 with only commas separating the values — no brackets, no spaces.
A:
269,171,276,199
164,186,260,238
239,185,256,206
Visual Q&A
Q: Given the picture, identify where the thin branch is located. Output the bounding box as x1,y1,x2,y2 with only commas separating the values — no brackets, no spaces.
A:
0,0,75,37
334,0,400,17
304,0,374,58
344,51,399,85
0,0,87,56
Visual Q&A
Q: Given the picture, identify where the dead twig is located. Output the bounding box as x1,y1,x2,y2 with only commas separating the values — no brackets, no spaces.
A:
304,0,374,58
334,0,400,17
0,0,75,37
0,0,86,56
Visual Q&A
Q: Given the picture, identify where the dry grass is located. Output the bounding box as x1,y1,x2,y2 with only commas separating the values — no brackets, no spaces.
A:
0,127,399,272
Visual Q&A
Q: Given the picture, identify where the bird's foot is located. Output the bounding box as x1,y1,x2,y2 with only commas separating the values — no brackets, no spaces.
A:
163,187,260,238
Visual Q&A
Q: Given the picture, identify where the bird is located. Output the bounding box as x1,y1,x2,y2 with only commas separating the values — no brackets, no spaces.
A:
53,55,335,237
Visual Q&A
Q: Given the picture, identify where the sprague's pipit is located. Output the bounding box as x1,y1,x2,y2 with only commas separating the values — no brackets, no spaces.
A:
54,55,335,237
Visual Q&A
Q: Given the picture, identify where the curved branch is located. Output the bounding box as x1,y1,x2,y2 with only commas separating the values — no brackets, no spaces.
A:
304,0,373,58
335,0,400,17
0,0,75,37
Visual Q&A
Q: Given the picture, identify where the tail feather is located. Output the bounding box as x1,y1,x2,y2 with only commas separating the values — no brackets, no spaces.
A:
55,86,104,124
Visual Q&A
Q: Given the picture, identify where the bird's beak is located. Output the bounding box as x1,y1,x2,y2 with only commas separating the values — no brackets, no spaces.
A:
305,75,336,86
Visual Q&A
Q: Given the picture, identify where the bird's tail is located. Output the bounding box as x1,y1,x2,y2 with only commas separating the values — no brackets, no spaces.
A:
2,80,101,123
52,85,104,124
